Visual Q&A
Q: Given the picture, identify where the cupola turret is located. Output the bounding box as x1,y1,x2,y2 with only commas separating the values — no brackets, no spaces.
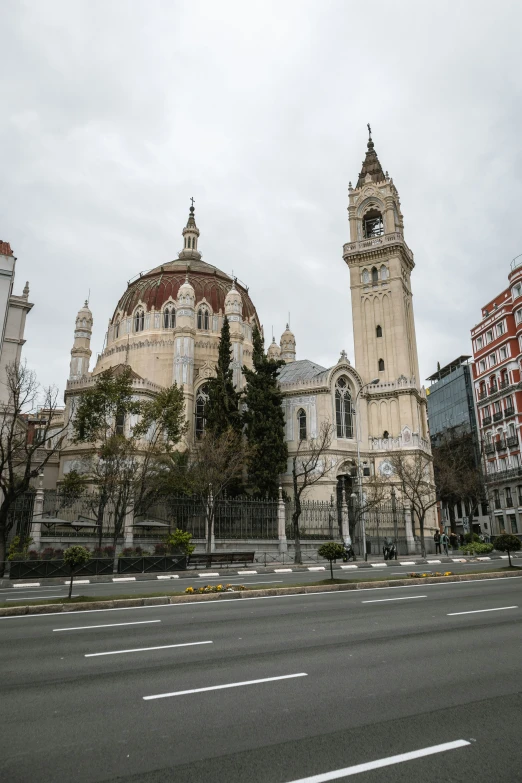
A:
280,324,296,363
178,198,201,261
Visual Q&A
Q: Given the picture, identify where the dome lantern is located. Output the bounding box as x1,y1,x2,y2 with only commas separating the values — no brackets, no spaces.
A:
178,198,201,261
280,323,296,364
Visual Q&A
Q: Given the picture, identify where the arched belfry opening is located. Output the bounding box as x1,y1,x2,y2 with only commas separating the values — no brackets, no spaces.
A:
363,209,384,238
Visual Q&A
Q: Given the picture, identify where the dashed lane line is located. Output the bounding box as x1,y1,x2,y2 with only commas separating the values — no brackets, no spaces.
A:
143,672,307,701
85,640,212,657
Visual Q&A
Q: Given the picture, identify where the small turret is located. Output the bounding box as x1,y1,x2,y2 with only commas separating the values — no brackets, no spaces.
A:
267,336,281,361
280,324,296,363
69,300,93,380
178,198,201,261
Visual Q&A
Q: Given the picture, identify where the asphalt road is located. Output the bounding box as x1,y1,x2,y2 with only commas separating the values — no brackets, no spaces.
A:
1,557,519,603
1,576,522,782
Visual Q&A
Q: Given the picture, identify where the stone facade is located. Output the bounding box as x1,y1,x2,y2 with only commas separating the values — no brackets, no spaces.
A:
0,241,33,405
57,136,435,534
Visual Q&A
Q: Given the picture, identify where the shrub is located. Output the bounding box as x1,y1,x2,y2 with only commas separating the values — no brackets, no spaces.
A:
154,543,168,556
318,542,346,579
7,535,33,561
41,547,56,560
165,529,195,557
63,545,91,598
459,542,494,555
119,547,149,558
464,532,481,543
493,533,521,566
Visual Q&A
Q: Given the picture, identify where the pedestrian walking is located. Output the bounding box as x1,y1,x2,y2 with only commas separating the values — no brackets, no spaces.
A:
440,532,449,555
434,530,441,554
449,531,458,550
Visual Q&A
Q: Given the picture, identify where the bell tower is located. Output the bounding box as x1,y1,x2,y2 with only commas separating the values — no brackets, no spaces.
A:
343,127,428,445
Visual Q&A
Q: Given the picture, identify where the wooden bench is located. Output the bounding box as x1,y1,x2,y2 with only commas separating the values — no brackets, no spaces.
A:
188,552,255,569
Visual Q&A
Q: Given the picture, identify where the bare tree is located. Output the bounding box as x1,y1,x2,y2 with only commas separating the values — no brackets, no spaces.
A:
349,474,390,543
185,429,249,554
0,362,67,574
432,429,485,534
291,421,336,564
388,450,437,557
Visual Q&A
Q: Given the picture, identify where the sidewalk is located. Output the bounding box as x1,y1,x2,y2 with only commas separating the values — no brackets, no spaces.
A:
1,552,518,588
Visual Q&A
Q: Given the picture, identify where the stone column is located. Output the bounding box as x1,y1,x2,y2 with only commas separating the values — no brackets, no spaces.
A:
278,486,288,554
404,507,415,554
341,486,351,546
31,473,44,551
205,487,215,552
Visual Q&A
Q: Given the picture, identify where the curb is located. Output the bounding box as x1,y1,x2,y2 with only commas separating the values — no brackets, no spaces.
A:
2,554,518,589
1,570,520,618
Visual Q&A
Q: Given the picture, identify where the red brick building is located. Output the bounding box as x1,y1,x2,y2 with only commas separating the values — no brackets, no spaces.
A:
471,258,522,535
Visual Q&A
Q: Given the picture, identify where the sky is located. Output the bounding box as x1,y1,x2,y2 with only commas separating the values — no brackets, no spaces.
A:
2,0,522,398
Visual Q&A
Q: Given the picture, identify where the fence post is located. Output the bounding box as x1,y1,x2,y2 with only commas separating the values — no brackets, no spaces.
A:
124,500,134,548
278,486,288,554
404,506,415,554
341,486,351,545
31,474,44,551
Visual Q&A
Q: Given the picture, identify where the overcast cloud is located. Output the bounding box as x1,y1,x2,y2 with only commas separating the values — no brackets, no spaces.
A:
1,0,522,396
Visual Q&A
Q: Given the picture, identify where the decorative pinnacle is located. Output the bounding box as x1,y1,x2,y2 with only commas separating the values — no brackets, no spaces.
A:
367,122,372,140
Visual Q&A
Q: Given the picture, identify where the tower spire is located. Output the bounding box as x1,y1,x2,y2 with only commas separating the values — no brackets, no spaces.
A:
178,198,201,261
357,125,385,188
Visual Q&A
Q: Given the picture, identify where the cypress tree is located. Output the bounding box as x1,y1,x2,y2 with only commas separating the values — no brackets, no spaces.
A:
205,315,242,436
242,325,288,497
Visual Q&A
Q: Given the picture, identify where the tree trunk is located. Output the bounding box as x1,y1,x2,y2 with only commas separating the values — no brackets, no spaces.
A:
508,549,512,567
68,569,74,599
0,508,9,578
419,513,426,558
206,502,214,555
448,503,457,534
96,495,107,551
329,559,333,580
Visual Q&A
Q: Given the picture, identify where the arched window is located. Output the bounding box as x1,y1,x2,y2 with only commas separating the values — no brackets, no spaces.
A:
114,321,120,339
378,358,385,372
363,209,384,238
297,409,307,441
362,269,370,284
197,306,210,330
371,267,379,284
376,325,382,338
195,384,209,439
163,305,176,329
380,265,388,280
134,308,144,332
335,376,354,439
383,430,389,439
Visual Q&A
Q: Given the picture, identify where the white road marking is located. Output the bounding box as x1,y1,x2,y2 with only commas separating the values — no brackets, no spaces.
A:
112,577,136,582
308,567,325,571
85,640,212,657
53,620,162,632
274,568,293,573
143,672,307,700
340,565,357,569
448,606,518,616
452,558,467,563
198,572,220,577
157,575,179,579
362,596,426,604
400,561,416,565
476,557,491,561
13,583,41,588
282,739,470,782
3,575,521,619
237,570,257,574
501,556,509,559
63,580,90,585
371,564,387,568
427,560,441,564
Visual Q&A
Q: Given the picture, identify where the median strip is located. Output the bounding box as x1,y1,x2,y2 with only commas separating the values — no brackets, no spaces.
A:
143,672,307,701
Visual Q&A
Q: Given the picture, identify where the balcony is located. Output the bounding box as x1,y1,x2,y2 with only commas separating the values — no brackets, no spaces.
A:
505,406,515,417
478,391,488,400
342,232,414,263
507,435,519,448
493,411,503,422
499,380,511,391
484,443,495,455
495,439,507,452
489,385,498,395
483,416,492,425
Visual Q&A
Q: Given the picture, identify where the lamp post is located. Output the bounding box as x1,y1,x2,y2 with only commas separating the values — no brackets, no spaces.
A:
355,378,379,561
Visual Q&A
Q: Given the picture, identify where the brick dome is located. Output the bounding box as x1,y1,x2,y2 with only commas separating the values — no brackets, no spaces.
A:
112,258,258,324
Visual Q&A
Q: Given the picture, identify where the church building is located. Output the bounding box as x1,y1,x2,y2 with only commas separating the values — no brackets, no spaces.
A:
59,133,432,520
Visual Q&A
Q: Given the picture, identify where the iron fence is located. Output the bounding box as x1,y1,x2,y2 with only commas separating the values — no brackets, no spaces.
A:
286,500,337,540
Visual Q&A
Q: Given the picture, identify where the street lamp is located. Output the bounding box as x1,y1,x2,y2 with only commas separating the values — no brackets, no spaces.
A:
355,378,379,561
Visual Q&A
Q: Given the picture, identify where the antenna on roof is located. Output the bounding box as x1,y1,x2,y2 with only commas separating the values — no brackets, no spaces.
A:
288,312,291,328
87,288,90,305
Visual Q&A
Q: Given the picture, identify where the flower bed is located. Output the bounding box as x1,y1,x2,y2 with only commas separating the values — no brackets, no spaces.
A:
185,584,246,594
407,571,453,578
